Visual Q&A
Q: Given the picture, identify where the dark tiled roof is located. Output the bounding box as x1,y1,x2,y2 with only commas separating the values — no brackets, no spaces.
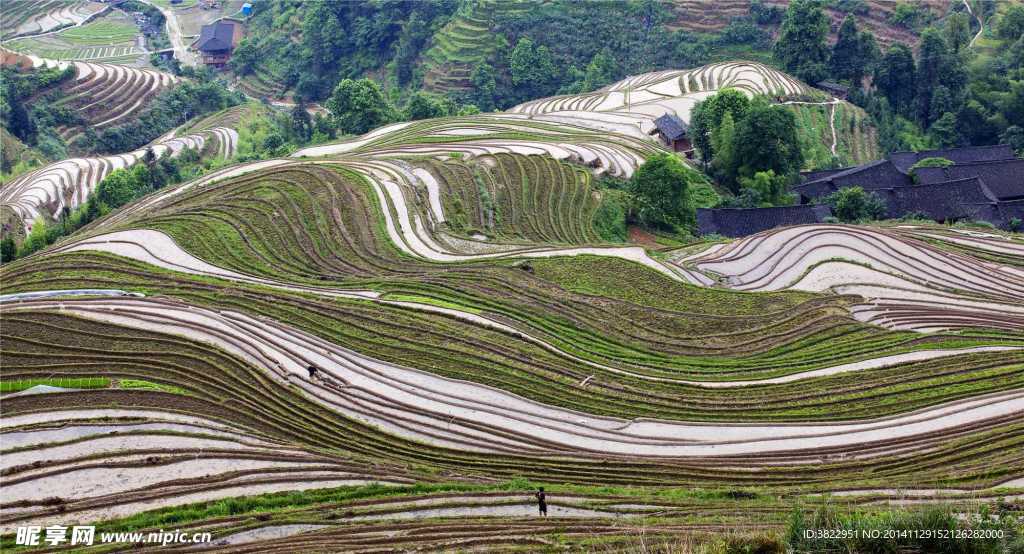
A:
697,205,832,237
195,21,235,52
653,113,688,140
800,166,852,182
889,144,1016,173
795,159,910,200
890,177,998,222
914,159,1024,201
815,81,849,93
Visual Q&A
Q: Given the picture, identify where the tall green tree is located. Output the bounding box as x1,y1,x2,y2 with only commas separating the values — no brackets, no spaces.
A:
4,85,36,144
998,5,1024,40
738,169,791,206
829,16,879,86
291,103,312,142
94,169,136,212
944,12,971,53
405,91,449,120
325,78,395,135
689,88,751,163
773,0,830,83
730,101,804,187
393,12,429,86
710,111,736,183
581,47,618,92
830,16,864,83
628,153,698,229
509,37,557,100
470,63,497,112
929,111,959,147
874,44,917,119
0,235,15,264
916,27,948,124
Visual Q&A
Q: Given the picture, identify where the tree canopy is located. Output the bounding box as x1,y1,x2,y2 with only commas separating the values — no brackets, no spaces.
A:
628,153,699,229
326,78,396,135
730,100,804,185
774,0,830,83
829,15,878,85
825,186,887,222
689,88,751,163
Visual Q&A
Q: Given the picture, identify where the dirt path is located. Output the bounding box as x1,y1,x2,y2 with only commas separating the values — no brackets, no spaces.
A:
139,0,196,67
963,0,983,47
781,99,841,157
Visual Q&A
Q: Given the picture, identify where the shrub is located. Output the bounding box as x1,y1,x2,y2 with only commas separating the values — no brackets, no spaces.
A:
824,186,887,222
1009,217,1022,232
628,153,699,230
909,156,954,182
592,189,628,242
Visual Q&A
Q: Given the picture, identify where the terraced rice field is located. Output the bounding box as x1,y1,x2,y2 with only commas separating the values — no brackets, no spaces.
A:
1,60,1020,549
0,0,106,40
509,61,809,136
507,61,878,166
0,122,237,234
2,42,143,62
2,8,143,62
421,0,531,92
0,47,179,143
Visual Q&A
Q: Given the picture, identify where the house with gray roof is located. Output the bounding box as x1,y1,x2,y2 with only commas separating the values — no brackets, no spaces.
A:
790,144,1021,230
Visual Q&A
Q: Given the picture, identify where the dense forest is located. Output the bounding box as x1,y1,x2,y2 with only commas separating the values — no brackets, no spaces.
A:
229,0,1023,160
3,0,1022,239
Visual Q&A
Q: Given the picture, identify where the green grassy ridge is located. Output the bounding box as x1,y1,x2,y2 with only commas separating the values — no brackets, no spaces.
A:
0,376,110,393
784,102,880,170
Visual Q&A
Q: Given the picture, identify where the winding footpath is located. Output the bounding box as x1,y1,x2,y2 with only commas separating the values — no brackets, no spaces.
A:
963,0,983,47
781,99,841,157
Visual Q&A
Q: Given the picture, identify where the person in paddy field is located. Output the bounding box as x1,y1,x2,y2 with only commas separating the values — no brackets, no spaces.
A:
536,487,547,516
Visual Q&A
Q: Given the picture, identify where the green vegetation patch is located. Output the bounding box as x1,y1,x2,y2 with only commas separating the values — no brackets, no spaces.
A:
0,376,110,393
57,20,138,45
528,254,817,315
119,379,189,395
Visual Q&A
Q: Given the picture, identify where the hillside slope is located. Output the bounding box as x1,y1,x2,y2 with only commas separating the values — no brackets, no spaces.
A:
2,54,1022,550
669,0,950,50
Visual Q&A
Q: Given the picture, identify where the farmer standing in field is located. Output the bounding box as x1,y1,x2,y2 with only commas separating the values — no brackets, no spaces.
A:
535,487,547,516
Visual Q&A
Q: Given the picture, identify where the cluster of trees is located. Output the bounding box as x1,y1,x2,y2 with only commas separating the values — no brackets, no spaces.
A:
774,0,881,86
233,0,771,113
776,0,1024,155
231,0,458,101
3,152,193,262
690,90,802,207
324,78,480,136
